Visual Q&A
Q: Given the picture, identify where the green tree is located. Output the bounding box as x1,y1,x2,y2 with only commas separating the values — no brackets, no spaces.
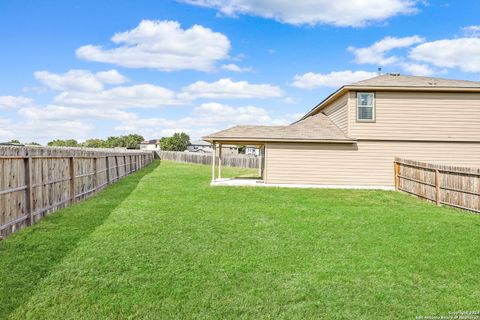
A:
105,136,122,148
45,134,144,149
123,134,144,149
9,139,21,144
47,139,80,147
84,139,106,148
104,134,144,149
160,132,190,151
26,142,41,146
47,139,66,147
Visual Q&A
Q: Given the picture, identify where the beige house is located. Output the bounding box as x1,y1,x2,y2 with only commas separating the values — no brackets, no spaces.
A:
203,74,480,189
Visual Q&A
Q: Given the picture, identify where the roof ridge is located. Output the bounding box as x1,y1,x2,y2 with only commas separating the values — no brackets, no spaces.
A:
350,74,480,87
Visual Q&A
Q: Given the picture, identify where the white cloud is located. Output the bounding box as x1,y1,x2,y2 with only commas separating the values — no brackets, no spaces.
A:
0,118,94,142
19,105,136,121
292,70,378,89
179,78,284,100
0,96,33,109
95,70,128,84
349,35,425,66
221,63,254,72
399,62,435,76
115,102,296,139
34,69,127,92
54,84,181,108
192,102,283,124
180,0,419,27
76,20,231,71
348,35,440,76
461,25,480,38
31,70,284,110
410,38,480,72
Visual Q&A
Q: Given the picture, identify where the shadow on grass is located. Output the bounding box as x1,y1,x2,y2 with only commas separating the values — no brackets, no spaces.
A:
0,160,160,319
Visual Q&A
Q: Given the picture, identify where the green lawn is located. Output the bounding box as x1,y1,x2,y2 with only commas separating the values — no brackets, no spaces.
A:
1,160,479,319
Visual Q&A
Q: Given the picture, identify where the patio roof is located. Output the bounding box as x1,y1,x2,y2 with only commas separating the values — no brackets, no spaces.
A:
203,112,355,143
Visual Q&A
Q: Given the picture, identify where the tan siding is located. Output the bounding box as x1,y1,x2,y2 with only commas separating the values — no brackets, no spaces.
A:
265,141,480,187
321,93,348,134
348,91,480,141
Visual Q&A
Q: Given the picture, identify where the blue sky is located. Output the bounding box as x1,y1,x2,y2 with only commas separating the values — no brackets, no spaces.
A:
1,0,480,144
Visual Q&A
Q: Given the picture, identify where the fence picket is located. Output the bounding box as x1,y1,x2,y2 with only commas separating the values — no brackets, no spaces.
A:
0,146,154,238
158,151,259,169
395,157,480,214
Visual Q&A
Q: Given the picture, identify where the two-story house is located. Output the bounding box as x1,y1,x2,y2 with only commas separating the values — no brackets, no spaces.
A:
203,74,480,188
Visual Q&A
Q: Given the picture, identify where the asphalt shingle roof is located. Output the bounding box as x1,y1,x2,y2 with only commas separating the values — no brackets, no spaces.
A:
204,74,480,142
203,113,353,142
350,74,480,88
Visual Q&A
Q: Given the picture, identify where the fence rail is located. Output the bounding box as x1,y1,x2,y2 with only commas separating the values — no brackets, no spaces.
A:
158,151,259,168
394,157,480,214
0,146,154,239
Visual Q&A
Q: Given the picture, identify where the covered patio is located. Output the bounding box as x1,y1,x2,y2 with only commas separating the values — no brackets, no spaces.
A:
209,141,265,185
203,113,357,187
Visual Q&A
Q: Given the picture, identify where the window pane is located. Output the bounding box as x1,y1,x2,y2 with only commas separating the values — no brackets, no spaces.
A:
357,93,374,120
358,93,373,106
358,106,373,120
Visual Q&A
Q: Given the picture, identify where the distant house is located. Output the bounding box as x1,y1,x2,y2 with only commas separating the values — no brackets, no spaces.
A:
187,140,213,153
245,146,260,156
140,139,160,151
204,74,480,189
187,140,239,155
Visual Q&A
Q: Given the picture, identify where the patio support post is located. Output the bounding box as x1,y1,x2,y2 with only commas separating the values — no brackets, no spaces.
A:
211,142,216,182
218,143,222,180
258,145,262,178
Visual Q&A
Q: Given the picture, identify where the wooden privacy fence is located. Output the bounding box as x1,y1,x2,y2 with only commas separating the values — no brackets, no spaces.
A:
0,146,154,239
158,151,259,168
394,157,480,214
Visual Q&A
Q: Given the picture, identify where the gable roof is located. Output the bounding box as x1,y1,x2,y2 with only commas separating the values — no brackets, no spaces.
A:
203,113,355,143
301,74,480,120
204,74,480,143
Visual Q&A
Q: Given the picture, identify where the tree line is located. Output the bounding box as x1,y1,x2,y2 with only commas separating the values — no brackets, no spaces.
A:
47,134,145,149
5,132,192,151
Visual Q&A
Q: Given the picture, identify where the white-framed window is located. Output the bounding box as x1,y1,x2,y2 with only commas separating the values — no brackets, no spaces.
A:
357,92,375,121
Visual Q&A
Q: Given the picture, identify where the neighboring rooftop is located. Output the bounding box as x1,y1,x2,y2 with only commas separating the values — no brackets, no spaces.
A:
350,74,480,88
190,140,211,146
203,113,354,143
141,139,160,144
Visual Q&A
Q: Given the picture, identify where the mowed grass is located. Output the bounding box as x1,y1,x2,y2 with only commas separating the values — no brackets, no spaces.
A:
1,160,479,319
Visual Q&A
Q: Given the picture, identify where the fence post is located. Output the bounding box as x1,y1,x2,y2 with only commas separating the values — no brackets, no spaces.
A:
24,157,34,225
115,156,120,181
93,157,98,191
106,156,110,184
394,161,399,191
69,157,76,204
435,169,441,206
